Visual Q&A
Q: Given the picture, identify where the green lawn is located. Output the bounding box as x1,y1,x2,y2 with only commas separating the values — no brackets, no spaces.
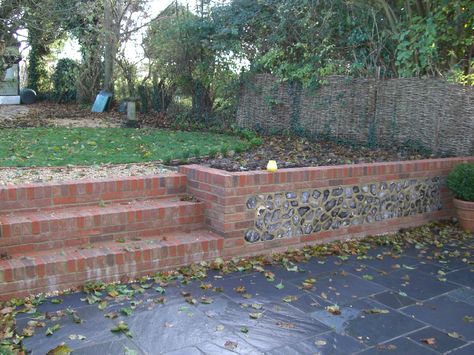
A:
0,128,250,167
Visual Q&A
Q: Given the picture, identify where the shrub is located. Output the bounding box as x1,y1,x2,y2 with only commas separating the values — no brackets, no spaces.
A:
52,58,79,103
447,163,474,202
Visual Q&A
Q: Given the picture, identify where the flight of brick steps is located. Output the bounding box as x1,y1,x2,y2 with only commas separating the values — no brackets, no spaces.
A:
0,174,224,300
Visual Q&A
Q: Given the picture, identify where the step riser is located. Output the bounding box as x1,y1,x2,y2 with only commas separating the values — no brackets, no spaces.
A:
0,174,186,212
0,204,205,254
0,235,224,300
0,223,205,255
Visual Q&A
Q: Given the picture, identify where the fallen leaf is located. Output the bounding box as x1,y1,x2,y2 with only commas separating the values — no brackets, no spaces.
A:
45,324,61,336
448,331,462,339
421,337,436,345
275,281,285,290
68,334,86,340
282,295,298,303
224,340,238,350
326,305,341,315
249,312,263,319
234,286,246,293
46,343,72,355
364,308,390,314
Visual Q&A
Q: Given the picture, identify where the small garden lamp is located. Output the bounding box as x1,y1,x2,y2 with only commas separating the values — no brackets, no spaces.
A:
267,160,278,172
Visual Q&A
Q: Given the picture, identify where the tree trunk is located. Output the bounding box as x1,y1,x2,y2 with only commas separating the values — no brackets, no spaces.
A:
103,0,118,92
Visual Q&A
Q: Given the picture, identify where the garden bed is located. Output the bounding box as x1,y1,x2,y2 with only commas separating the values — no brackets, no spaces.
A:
192,136,436,172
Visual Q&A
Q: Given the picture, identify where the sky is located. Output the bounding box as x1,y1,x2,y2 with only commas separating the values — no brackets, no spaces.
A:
20,0,198,63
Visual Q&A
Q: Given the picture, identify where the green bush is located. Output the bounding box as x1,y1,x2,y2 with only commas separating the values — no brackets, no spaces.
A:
52,58,79,103
447,163,474,202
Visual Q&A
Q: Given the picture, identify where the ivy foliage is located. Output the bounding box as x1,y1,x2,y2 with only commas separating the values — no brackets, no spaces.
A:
52,58,79,103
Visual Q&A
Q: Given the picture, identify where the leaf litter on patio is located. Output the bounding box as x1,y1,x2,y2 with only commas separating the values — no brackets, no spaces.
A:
1,220,472,354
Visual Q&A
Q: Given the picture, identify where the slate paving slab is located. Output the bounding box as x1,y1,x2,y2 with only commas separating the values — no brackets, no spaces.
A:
447,268,474,288
448,343,474,355
402,295,474,341
370,291,417,309
448,288,474,306
405,326,467,353
357,337,439,355
266,332,367,355
371,269,459,300
299,271,386,305
335,298,425,346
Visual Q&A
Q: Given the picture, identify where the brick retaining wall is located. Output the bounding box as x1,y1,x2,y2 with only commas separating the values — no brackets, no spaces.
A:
1,158,473,299
179,157,474,258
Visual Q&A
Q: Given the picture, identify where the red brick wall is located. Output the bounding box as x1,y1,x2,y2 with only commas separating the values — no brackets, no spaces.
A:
179,157,474,258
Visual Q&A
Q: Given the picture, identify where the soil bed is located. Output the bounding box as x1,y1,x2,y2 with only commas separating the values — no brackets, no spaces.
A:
192,136,435,172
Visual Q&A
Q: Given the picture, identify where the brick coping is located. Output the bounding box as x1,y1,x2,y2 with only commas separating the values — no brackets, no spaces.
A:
0,171,181,189
1,156,473,189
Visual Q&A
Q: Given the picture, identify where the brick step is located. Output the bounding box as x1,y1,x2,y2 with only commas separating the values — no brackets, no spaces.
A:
0,198,205,255
0,229,224,300
0,173,187,212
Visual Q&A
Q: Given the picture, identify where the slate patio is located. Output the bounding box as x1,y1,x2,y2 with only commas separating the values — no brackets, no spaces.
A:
15,228,474,355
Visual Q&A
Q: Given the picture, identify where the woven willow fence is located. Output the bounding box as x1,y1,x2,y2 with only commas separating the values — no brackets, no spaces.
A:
237,74,474,156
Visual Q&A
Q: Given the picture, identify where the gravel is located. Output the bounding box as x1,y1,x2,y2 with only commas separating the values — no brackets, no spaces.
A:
0,163,174,186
